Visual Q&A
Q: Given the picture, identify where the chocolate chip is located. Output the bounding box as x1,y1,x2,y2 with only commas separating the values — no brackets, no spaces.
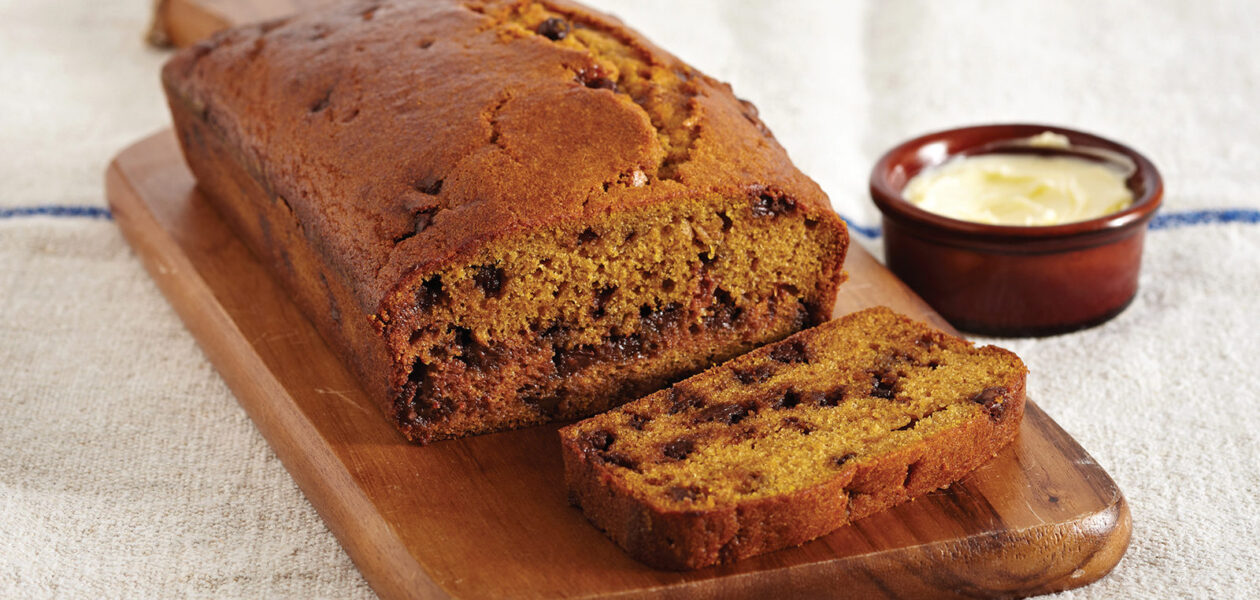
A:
738,98,772,137
552,344,595,376
600,451,638,470
832,453,857,468
662,436,696,460
698,250,716,265
627,413,650,430
405,358,427,389
472,264,505,298
576,65,617,91
583,429,615,452
665,485,703,502
452,326,506,372
536,17,570,40
869,369,899,399
769,338,809,364
717,211,733,232
517,384,561,417
730,360,776,383
971,386,1009,421
771,388,802,410
694,402,752,425
532,395,564,418
818,387,847,407
713,287,735,307
541,395,564,419
401,362,456,426
732,363,776,385
666,386,707,414
750,190,797,218
553,334,644,376
792,299,812,329
451,325,474,346
704,288,742,329
577,227,599,244
415,275,448,310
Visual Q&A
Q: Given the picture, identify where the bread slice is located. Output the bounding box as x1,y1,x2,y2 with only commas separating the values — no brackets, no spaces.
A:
558,306,1027,569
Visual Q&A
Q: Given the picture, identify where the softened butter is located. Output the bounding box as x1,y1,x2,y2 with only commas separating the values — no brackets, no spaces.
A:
903,135,1133,226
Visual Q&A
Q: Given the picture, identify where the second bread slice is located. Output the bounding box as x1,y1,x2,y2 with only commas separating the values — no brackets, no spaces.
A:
559,306,1027,570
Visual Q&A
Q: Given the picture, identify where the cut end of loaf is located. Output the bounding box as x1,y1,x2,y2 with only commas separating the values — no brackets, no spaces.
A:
379,188,847,443
559,306,1027,569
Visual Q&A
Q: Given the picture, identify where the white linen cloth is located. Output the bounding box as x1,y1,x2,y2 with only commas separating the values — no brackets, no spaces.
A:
2,0,1257,597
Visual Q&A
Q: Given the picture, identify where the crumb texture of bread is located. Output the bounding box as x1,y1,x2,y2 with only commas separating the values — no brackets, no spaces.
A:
559,306,1028,570
161,0,849,442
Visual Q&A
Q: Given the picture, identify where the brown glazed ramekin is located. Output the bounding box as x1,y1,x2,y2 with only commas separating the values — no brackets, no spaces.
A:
869,124,1163,336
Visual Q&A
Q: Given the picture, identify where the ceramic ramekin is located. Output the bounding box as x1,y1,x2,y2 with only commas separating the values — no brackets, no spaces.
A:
869,124,1163,336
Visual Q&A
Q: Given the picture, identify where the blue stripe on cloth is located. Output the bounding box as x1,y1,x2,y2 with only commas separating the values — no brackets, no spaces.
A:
1148,208,1260,230
839,217,882,239
0,205,113,220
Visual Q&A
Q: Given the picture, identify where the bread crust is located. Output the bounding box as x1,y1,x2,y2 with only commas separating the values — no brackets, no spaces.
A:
161,0,848,441
559,308,1028,570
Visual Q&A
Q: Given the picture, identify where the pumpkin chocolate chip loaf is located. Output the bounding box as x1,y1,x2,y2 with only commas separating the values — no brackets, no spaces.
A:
161,0,848,443
559,307,1027,570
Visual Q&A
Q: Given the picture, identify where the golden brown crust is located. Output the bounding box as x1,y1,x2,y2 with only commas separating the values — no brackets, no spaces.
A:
559,307,1028,570
161,0,847,442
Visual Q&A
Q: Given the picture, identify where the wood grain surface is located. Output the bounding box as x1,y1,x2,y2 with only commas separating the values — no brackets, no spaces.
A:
106,130,1130,599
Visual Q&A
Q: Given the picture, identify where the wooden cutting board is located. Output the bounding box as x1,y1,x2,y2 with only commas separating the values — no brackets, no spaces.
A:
106,131,1129,599
151,0,328,47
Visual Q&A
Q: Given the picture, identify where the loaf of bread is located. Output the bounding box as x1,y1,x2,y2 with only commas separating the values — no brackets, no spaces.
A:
559,306,1027,570
161,0,849,443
